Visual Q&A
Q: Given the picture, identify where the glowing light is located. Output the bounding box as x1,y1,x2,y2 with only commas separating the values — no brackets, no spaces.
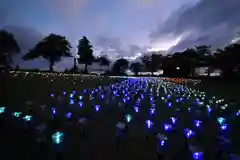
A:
125,114,132,123
95,105,100,111
145,120,153,129
217,117,226,125
13,112,22,118
52,132,64,144
0,107,6,114
192,152,203,160
23,115,32,121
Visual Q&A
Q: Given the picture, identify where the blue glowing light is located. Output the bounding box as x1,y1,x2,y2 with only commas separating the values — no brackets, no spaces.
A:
164,124,173,131
52,108,56,115
168,102,172,108
23,115,32,121
170,117,177,124
134,106,139,113
65,112,72,118
13,112,22,118
52,131,64,144
125,114,132,123
150,108,155,114
236,110,240,116
220,124,228,131
217,117,226,125
70,94,74,98
69,100,75,104
79,102,83,107
145,120,153,129
194,120,202,128
184,128,194,138
0,107,5,114
95,105,100,111
192,152,203,160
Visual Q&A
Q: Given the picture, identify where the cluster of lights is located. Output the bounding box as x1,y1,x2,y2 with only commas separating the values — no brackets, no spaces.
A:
1,73,240,159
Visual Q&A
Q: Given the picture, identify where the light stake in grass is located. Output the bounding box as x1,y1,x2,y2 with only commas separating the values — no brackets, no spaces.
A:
65,112,72,119
78,102,83,108
95,105,100,112
23,115,32,121
156,133,168,159
150,108,155,115
184,128,194,139
163,124,172,131
52,108,56,115
134,106,139,113
125,114,132,123
116,122,126,149
0,107,6,114
146,120,153,129
217,117,226,125
52,131,64,144
194,120,202,128
170,117,177,124
13,112,22,118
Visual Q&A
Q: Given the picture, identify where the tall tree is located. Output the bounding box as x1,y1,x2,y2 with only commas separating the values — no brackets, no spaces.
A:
130,62,141,76
112,58,129,75
77,36,94,73
195,45,212,76
0,30,20,69
141,53,162,75
215,43,240,78
23,33,72,71
180,48,199,76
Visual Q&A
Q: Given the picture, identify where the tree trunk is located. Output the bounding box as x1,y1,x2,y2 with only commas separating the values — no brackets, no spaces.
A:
84,64,88,73
207,67,211,77
49,61,54,72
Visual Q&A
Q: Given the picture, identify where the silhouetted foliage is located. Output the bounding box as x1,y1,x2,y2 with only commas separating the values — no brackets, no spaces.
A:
72,57,78,73
98,55,110,67
15,64,20,71
141,53,163,75
112,58,129,75
130,62,141,76
22,33,72,72
215,43,240,78
77,36,95,73
0,30,20,69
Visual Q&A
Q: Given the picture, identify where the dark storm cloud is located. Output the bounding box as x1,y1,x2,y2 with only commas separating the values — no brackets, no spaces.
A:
94,36,149,59
4,26,43,52
0,25,45,68
150,0,240,52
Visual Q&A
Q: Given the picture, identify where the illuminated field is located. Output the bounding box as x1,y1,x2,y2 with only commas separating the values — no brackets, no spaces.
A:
0,71,239,160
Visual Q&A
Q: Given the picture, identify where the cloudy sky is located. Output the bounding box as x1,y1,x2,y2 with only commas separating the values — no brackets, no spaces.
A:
1,0,240,70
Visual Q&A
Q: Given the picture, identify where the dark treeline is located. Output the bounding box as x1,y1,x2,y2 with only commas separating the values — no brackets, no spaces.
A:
1,29,240,79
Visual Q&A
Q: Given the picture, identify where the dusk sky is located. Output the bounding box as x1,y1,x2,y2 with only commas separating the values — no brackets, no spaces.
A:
1,0,240,70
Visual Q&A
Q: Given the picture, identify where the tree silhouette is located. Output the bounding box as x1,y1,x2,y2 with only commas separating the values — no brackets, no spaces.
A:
130,62,141,76
215,43,240,78
141,53,162,75
112,58,129,75
77,36,94,73
23,33,72,72
98,54,111,72
0,30,20,69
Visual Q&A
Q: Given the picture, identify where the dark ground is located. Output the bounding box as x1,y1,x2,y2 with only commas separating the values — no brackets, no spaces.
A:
1,72,240,160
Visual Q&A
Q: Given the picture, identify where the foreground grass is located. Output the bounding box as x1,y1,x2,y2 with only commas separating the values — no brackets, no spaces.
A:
195,78,240,105
1,72,240,160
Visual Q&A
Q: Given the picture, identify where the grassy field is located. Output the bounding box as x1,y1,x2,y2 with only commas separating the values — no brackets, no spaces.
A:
1,72,240,160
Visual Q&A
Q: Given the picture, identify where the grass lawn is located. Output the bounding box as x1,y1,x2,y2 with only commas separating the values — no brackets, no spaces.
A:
194,78,240,105
1,72,240,160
